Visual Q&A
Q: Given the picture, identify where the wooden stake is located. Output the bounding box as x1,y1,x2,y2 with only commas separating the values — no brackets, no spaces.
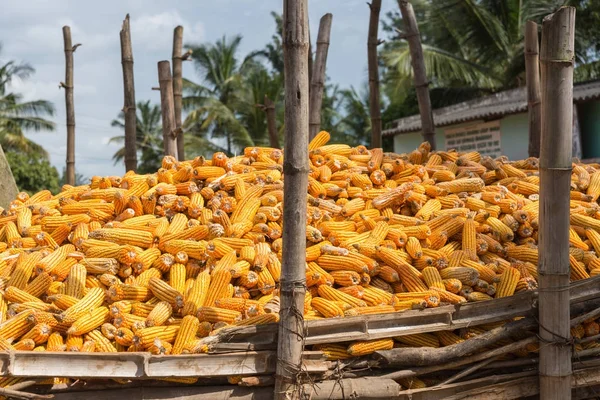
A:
62,26,78,185
157,61,178,158
275,0,309,398
525,21,542,158
308,13,332,140
120,15,137,173
264,95,280,148
398,0,436,149
367,0,382,148
538,6,575,400
172,25,185,161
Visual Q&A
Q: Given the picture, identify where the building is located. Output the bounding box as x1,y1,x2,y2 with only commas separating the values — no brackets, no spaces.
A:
383,80,600,161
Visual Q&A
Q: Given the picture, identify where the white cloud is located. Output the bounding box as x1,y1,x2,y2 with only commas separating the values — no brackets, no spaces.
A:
130,11,204,50
8,76,97,103
22,19,112,53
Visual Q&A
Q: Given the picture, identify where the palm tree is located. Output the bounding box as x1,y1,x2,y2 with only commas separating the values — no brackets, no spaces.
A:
237,62,284,147
332,84,371,145
382,0,600,105
0,44,55,157
109,100,164,174
184,35,256,155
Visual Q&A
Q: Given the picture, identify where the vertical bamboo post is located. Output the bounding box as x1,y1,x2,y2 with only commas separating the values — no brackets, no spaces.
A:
157,61,178,158
264,95,280,148
398,0,436,149
538,6,575,400
62,26,77,185
367,0,382,148
308,13,332,140
274,0,309,398
172,26,185,161
120,15,137,173
525,21,541,158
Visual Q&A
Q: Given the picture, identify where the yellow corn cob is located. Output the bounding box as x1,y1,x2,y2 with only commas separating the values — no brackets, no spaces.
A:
395,333,440,348
9,252,43,289
64,263,87,299
570,254,590,281
115,327,135,346
318,285,367,308
108,284,151,302
311,297,344,318
89,228,154,248
21,323,52,345
347,339,394,356
313,343,350,360
496,267,521,298
145,301,173,327
146,277,183,309
203,270,232,307
422,267,445,290
196,306,242,324
132,325,180,348
68,307,110,335
57,287,105,324
87,330,117,352
172,315,200,355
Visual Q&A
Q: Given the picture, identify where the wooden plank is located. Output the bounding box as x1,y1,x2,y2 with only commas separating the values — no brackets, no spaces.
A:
203,277,600,350
0,351,327,379
6,352,145,378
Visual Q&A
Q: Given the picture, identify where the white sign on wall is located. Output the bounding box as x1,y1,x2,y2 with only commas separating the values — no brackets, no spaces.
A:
444,120,502,158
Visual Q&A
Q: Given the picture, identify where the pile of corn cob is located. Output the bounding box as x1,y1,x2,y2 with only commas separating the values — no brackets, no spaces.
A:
0,130,598,362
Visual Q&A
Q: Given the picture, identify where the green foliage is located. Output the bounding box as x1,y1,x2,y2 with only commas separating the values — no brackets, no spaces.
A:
6,151,60,194
0,43,55,158
110,100,164,174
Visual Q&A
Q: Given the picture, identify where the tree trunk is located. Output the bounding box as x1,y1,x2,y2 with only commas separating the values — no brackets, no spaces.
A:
172,26,185,161
264,95,280,148
538,6,576,400
374,317,536,367
275,0,310,399
398,0,436,149
367,0,382,149
308,13,332,141
120,15,137,173
525,21,541,158
62,26,76,185
0,145,18,209
157,61,178,158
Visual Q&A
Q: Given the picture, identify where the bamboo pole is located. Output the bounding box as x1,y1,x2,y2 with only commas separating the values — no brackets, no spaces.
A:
274,0,309,398
157,61,178,158
525,21,541,158
538,6,575,400
367,0,382,148
264,95,280,148
308,13,332,140
172,26,185,161
62,26,79,185
120,14,137,173
398,0,436,149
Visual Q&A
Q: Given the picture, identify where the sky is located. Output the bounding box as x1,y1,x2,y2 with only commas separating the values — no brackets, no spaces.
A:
1,0,397,179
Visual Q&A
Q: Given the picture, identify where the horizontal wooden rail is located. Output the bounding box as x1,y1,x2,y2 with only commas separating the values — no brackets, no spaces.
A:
202,276,600,351
0,351,327,379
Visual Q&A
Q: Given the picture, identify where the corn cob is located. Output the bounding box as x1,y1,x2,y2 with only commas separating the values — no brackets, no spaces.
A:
347,339,394,356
